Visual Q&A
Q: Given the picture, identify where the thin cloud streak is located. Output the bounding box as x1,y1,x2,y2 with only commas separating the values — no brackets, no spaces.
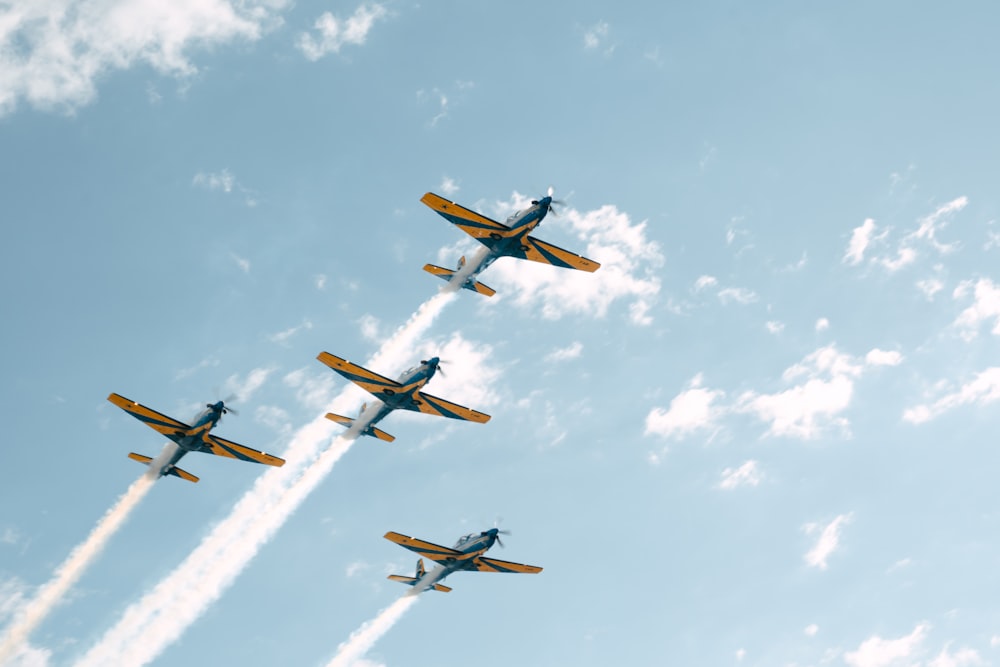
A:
76,292,456,666
0,474,155,662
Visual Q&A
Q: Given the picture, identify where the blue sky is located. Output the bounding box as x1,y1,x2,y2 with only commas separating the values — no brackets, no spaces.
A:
2,1,1000,666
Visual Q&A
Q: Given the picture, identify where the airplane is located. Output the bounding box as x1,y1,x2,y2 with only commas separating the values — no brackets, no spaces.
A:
107,393,286,483
316,353,490,442
420,189,601,296
385,527,542,594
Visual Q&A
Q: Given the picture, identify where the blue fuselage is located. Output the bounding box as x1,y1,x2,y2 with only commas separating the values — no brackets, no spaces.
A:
419,529,501,587
475,199,550,275
159,403,224,471
360,360,439,434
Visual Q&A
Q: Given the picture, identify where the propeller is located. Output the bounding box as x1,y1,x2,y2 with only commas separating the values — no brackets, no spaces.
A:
531,186,564,216
493,518,511,548
420,358,446,377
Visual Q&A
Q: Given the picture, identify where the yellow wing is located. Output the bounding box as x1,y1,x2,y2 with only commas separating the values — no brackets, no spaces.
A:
472,556,543,574
408,391,491,423
518,235,601,272
420,192,515,240
384,531,468,563
107,393,192,440
205,435,285,467
317,352,405,396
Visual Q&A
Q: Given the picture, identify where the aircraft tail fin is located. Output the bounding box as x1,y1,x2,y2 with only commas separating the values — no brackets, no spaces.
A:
386,574,451,592
325,413,395,442
127,452,199,483
422,264,496,297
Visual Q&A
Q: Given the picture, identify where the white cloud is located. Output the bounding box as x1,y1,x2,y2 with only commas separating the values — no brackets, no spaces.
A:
487,199,663,325
254,405,291,433
866,198,966,273
693,275,718,292
297,3,387,61
766,321,785,334
803,513,852,570
410,333,502,411
815,317,830,332
736,346,864,439
315,274,328,290
174,356,220,381
735,648,746,662
718,460,761,490
0,0,288,117
844,622,930,667
268,320,312,345
645,374,725,441
231,253,250,273
345,561,369,578
193,169,235,193
887,557,912,573
805,624,819,637
283,367,337,411
953,278,1000,339
907,197,966,254
583,21,609,50
917,278,945,300
903,367,1000,424
358,314,380,342
223,367,271,403
545,341,583,363
878,247,918,272
440,176,459,196
928,644,983,667
844,218,877,265
865,349,903,367
717,287,758,305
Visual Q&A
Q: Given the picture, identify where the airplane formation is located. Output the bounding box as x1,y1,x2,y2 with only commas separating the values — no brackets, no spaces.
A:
103,190,597,606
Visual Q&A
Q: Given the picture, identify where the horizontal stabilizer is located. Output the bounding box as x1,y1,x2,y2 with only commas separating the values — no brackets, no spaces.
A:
127,452,199,483
422,264,496,297
387,575,451,592
325,413,396,442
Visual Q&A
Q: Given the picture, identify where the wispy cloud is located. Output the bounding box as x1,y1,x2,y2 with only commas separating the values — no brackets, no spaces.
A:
717,287,758,305
815,317,830,332
440,176,459,196
645,374,725,442
844,219,878,265
903,367,1000,424
844,622,929,667
174,356,220,381
952,277,1000,339
928,644,984,667
231,252,251,273
222,367,271,402
545,341,583,363
733,344,900,440
803,512,852,570
193,169,258,206
297,3,387,61
268,320,313,345
765,321,785,334
718,460,761,489
583,21,611,50
0,0,289,117
847,198,966,274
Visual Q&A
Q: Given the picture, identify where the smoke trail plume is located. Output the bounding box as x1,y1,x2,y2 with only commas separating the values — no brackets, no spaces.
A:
77,292,455,666
0,474,156,663
326,596,419,667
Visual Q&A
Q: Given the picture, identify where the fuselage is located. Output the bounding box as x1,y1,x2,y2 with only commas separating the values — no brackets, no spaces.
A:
475,197,551,274
419,528,502,587
361,358,441,434
158,402,225,474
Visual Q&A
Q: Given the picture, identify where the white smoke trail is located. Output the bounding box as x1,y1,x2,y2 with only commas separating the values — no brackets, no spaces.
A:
76,291,456,666
0,474,156,663
326,596,419,667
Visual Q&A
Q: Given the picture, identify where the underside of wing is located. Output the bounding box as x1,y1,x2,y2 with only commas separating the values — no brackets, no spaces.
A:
317,352,403,397
384,531,465,563
408,391,491,423
420,192,514,241
516,235,601,272
472,557,543,574
204,435,285,467
107,393,191,440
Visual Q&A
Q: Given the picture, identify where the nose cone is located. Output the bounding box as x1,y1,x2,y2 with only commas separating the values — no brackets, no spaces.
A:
538,196,552,209
211,401,225,412
426,356,440,368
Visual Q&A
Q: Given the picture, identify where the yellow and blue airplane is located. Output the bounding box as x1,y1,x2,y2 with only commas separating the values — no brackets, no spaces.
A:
316,353,490,442
420,189,601,296
107,393,285,483
385,528,542,593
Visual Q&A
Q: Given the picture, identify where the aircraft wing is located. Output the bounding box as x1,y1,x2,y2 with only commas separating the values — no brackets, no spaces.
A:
514,235,601,272
471,556,543,574
107,393,192,443
204,435,285,467
384,531,469,563
317,352,403,397
421,192,515,241
407,391,491,423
